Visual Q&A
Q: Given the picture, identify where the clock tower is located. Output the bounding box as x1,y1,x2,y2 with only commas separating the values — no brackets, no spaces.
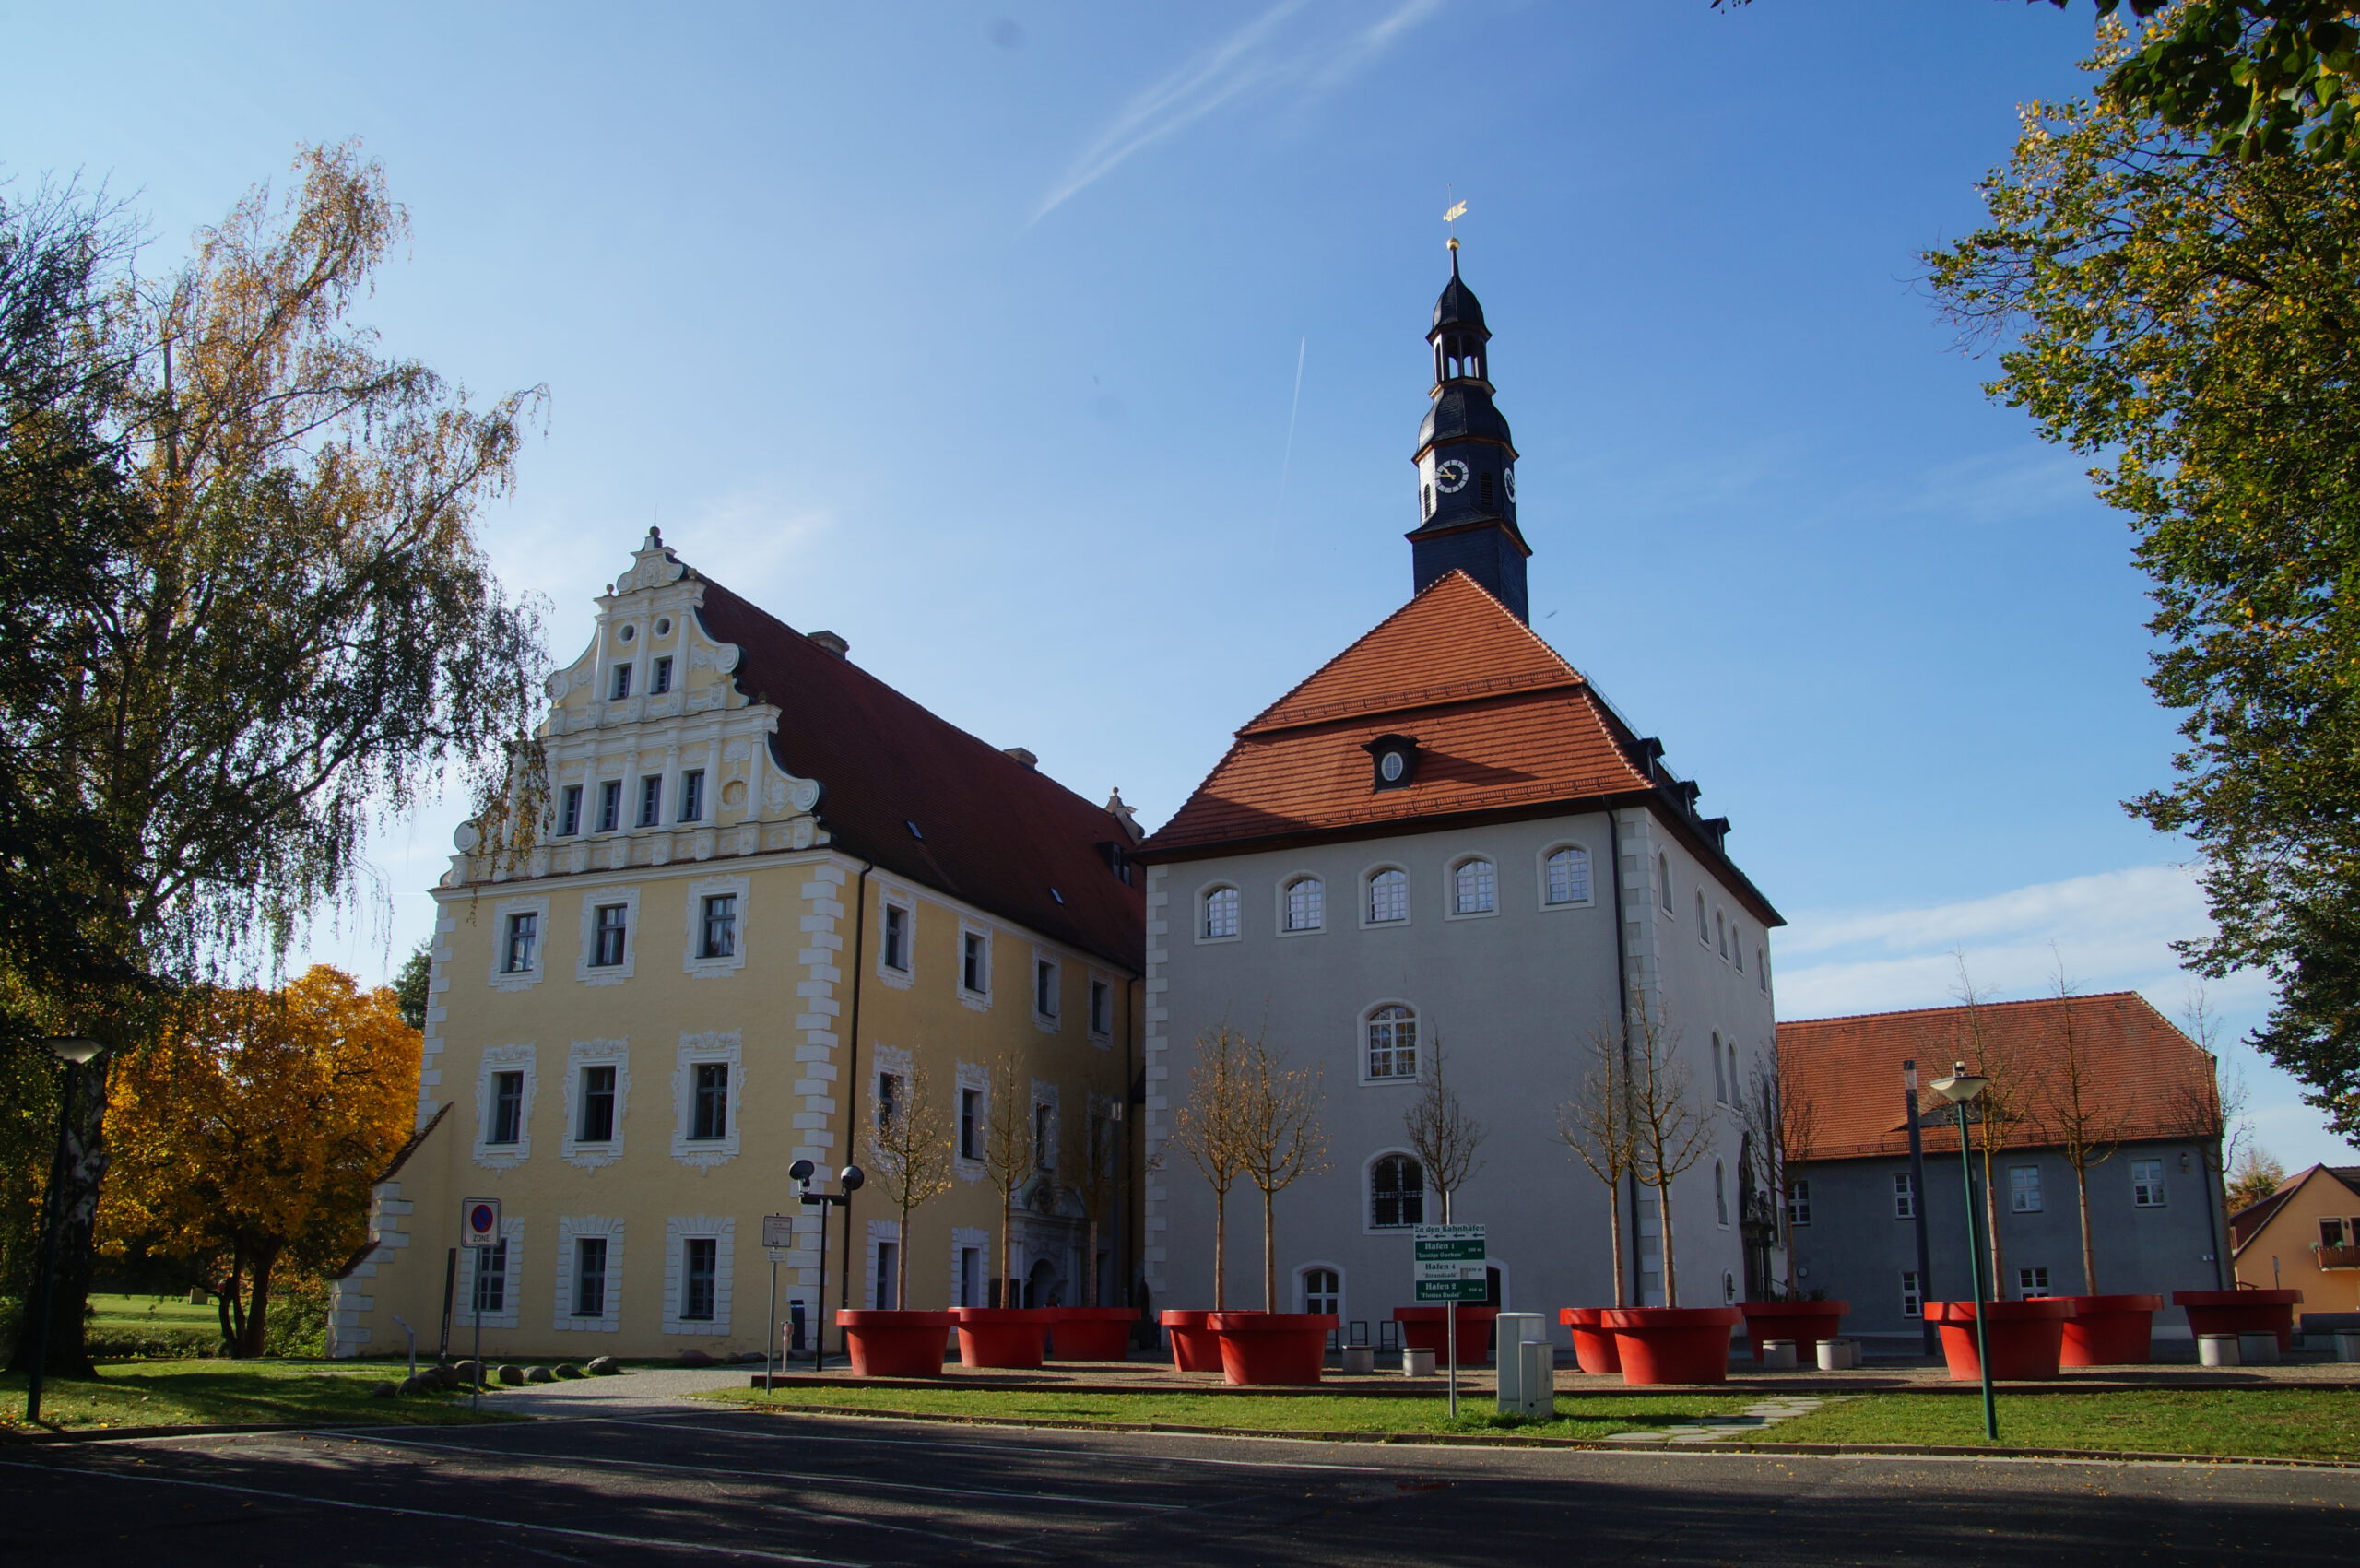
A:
1407,246,1532,622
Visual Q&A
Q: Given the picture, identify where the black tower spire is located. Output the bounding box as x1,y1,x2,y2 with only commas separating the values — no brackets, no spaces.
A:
1407,246,1531,621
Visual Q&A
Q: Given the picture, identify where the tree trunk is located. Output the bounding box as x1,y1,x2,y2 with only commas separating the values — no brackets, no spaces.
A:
1980,1141,2007,1295
997,1191,1012,1310
1657,1177,1679,1309
896,1200,913,1309
1782,1163,1800,1296
1211,1187,1226,1312
1607,1185,1626,1309
1261,1187,1276,1314
1084,1217,1099,1307
2075,1168,2097,1296
7,1059,107,1379
237,1247,278,1358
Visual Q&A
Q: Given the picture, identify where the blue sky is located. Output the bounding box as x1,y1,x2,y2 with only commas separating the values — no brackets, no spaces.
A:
7,1,2345,1170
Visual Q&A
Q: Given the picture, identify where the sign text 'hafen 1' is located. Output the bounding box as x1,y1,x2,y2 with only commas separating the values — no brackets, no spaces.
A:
1412,1224,1485,1261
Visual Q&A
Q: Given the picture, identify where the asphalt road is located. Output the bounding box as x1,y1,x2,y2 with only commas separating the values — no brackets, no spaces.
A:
2,1410,2353,1566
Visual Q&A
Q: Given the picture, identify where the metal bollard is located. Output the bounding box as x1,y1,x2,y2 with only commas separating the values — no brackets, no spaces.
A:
2197,1333,2240,1367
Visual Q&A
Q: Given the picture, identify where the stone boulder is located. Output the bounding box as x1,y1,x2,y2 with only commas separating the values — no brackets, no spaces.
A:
586,1356,621,1376
553,1363,586,1379
525,1364,555,1384
453,1360,481,1385
370,1381,401,1399
677,1348,715,1368
496,1363,526,1385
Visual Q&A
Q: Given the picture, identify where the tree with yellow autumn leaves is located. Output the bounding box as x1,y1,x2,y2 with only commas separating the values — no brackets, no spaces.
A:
100,966,419,1357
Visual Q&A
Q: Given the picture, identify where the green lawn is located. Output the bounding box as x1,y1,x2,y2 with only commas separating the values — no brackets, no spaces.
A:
0,1359,513,1432
703,1384,1740,1441
1755,1390,2360,1462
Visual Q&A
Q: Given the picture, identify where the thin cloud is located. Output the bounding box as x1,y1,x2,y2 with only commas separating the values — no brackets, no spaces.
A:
1031,0,1440,225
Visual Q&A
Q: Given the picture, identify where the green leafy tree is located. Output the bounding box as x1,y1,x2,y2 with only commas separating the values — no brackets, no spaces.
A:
3,143,545,1378
1928,29,2360,1138
391,938,432,1032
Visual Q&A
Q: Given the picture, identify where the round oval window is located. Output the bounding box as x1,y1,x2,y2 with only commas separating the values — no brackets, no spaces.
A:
619,623,636,642
655,617,672,636
1379,751,1405,782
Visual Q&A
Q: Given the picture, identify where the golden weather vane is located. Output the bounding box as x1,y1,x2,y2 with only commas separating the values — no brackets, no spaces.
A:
1443,196,1467,253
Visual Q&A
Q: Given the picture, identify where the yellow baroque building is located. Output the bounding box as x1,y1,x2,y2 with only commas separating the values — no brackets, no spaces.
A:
332,531,1146,1361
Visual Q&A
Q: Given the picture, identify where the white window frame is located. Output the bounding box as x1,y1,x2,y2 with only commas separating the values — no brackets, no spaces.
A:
682,873,750,979
877,890,916,990
950,1226,988,1307
1696,890,1710,946
1032,949,1062,1032
1537,843,1595,910
577,884,641,984
472,1043,536,1170
1363,1149,1430,1234
1900,1269,1923,1319
2017,1266,2051,1301
1198,881,1243,943
560,1038,631,1169
867,1219,903,1311
1362,864,1412,928
1787,1177,1811,1227
955,1061,988,1182
1658,852,1674,915
1297,1261,1344,1320
663,1215,735,1334
552,1216,623,1333
1361,1000,1421,1085
2131,1157,2167,1208
1278,872,1326,936
1031,1079,1061,1173
671,1032,744,1169
1087,973,1114,1044
1894,1171,1918,1220
1446,855,1499,920
490,895,551,992
958,922,994,1009
459,1219,522,1330
2010,1163,2044,1214
1711,1032,1728,1104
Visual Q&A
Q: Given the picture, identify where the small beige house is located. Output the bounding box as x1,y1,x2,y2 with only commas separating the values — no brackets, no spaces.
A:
331,532,1144,1361
2231,1163,2360,1312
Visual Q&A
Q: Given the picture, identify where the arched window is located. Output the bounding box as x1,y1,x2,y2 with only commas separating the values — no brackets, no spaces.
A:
1366,1005,1418,1079
1728,1040,1740,1103
1451,857,1496,915
1716,1161,1729,1227
1733,929,1743,972
1696,890,1708,943
1544,845,1591,906
1758,947,1768,992
1422,483,1433,517
1300,1266,1340,1316
1658,854,1673,913
1711,1032,1727,1103
1202,885,1239,940
1366,867,1409,925
1370,1153,1426,1229
1716,909,1728,957
1282,876,1325,933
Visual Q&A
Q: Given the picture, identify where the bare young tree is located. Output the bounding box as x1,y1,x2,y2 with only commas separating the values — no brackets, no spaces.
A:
1233,1034,1329,1314
1628,994,1715,1309
1164,1024,1249,1310
1061,1093,1121,1307
2167,984,2249,1287
1950,956,2024,1293
860,1058,955,1310
976,1052,1034,1308
1558,1013,1638,1308
1740,1044,1819,1298
1403,1034,1485,1224
2037,972,2133,1296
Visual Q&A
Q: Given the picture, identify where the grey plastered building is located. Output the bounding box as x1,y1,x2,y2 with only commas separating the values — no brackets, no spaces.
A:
1778,994,2230,1343
1133,259,1786,1340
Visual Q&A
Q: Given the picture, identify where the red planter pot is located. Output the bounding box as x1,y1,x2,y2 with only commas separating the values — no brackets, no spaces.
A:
2059,1294,2163,1367
1737,1301,1850,1362
1558,1307,1622,1374
2174,1289,2304,1350
1925,1299,2075,1381
1207,1312,1338,1386
1160,1310,1223,1373
953,1307,1056,1370
834,1310,955,1378
1392,1305,1500,1364
1045,1306,1137,1362
1601,1307,1740,1385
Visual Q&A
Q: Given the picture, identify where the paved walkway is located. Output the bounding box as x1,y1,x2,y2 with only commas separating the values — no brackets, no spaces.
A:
474,1363,757,1419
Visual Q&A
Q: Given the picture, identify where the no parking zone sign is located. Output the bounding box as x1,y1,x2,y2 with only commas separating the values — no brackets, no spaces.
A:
462,1197,502,1248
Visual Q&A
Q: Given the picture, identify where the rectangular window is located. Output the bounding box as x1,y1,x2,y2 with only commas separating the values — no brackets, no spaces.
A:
1894,1173,1918,1220
1900,1269,1923,1319
559,784,583,837
611,663,632,700
882,904,910,972
1089,978,1111,1035
488,1070,524,1145
579,1064,617,1143
2131,1158,2166,1208
471,1239,507,1314
875,1242,899,1309
959,1245,982,1307
699,893,738,960
573,1236,608,1318
591,903,629,968
2321,1218,2349,1249
597,779,623,833
962,931,987,995
877,1071,903,1132
682,1237,717,1320
678,769,704,822
960,1087,982,1160
2010,1164,2043,1214
2018,1267,2051,1300
1787,1178,1811,1227
1033,1102,1054,1170
690,1062,729,1141
1034,958,1058,1019
502,912,539,974
638,774,663,828
651,655,673,695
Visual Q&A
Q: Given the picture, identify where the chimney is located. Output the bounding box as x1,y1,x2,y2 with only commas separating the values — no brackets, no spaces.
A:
808,630,850,658
1001,747,1038,770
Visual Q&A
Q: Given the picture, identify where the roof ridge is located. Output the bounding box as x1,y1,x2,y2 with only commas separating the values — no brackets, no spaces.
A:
1778,991,2153,1030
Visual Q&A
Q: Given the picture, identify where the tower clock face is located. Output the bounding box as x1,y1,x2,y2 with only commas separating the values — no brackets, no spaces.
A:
1434,458,1470,493
1504,466,1516,501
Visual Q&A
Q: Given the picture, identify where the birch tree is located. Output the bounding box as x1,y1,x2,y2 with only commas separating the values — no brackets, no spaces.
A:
860,1058,955,1310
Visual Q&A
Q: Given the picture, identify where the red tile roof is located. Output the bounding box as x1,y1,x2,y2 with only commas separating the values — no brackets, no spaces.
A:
1139,572,1778,924
693,577,1143,973
1777,993,2221,1163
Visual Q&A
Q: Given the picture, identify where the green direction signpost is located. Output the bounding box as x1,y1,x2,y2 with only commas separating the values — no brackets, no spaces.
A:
1413,1225,1485,1414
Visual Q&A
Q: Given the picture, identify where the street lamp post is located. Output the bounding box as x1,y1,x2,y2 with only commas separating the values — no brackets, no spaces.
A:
25,1036,104,1427
790,1161,865,1373
1928,1060,1998,1443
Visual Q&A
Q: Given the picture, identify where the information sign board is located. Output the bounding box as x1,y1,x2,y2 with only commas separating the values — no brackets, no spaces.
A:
1415,1277,1488,1303
1412,1224,1485,1262
460,1197,501,1249
761,1214,796,1250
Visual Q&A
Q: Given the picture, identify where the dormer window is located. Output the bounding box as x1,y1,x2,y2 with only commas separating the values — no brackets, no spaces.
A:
1365,734,1418,792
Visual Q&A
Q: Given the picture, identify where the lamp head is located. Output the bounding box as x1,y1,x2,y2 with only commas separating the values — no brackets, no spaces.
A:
788,1158,816,1185
44,1036,101,1066
838,1164,866,1194
1928,1059,1989,1105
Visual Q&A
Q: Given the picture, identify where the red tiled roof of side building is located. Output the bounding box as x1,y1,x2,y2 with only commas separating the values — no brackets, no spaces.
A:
1777,992,2222,1164
692,577,1144,973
